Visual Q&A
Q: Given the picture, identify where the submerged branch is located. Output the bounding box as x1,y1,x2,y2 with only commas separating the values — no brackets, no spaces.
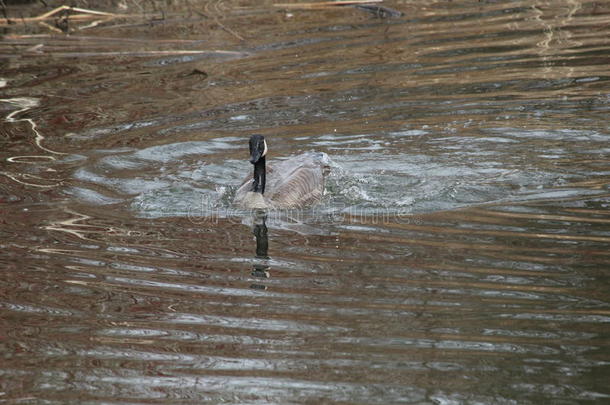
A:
274,1,402,18
0,5,131,26
10,49,247,58
274,0,383,8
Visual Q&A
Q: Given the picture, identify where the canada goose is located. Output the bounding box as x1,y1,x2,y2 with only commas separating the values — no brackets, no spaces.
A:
233,134,329,209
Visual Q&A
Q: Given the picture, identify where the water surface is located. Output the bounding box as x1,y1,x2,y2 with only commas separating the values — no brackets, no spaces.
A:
1,0,609,403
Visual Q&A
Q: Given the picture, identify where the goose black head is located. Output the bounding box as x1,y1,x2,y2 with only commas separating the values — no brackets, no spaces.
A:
249,134,268,164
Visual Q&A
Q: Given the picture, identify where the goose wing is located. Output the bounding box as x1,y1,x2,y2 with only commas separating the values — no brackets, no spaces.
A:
265,162,324,208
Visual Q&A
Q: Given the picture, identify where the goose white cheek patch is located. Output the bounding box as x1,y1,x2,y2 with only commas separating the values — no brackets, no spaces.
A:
262,139,268,157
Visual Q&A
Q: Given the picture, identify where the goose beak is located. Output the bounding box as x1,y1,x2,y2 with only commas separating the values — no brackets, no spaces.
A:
249,152,261,164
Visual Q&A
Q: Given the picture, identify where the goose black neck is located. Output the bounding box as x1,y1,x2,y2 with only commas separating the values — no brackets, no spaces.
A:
252,156,266,194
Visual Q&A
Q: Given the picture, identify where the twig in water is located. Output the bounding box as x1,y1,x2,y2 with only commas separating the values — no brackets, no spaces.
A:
274,0,382,9
214,18,244,41
35,5,117,20
0,5,123,26
38,21,62,33
14,49,247,58
195,10,244,42
1,0,11,24
274,1,402,18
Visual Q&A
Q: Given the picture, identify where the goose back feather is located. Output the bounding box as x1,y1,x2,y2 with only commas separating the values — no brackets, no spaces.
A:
234,152,328,209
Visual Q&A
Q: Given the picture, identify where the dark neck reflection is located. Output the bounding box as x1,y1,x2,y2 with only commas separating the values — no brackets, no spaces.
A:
251,210,270,283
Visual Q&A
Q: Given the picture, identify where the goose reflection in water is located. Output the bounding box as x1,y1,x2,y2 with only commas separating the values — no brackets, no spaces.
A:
250,210,270,290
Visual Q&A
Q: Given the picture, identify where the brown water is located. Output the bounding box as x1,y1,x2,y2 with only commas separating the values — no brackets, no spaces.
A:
1,1,610,403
